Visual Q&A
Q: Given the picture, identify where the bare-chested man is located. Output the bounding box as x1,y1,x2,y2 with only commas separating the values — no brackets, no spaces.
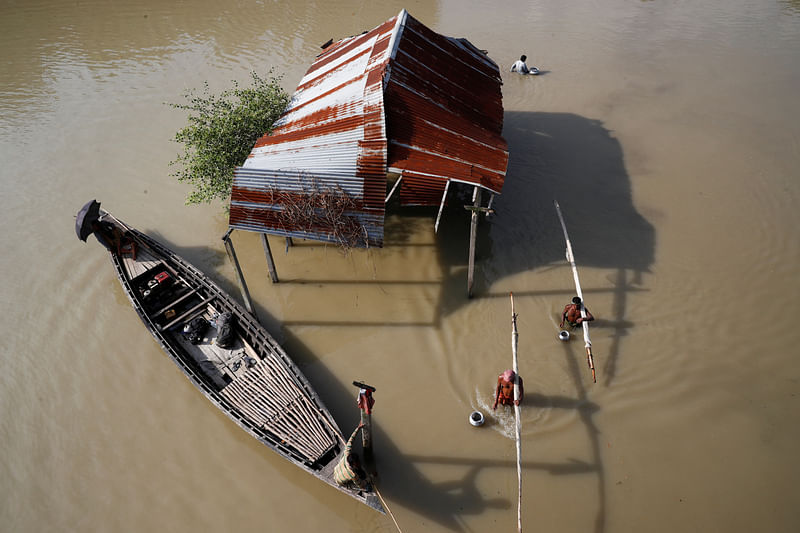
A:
559,296,594,329
493,369,524,410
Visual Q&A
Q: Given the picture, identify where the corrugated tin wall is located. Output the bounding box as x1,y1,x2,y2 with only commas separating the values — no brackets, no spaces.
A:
229,15,399,247
230,168,385,245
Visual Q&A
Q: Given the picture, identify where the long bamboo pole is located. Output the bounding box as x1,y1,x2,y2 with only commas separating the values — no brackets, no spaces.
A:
554,200,596,383
510,292,523,533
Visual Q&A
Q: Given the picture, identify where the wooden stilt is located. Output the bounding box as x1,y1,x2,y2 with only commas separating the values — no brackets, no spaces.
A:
486,193,495,216
260,233,279,283
467,186,482,298
434,179,451,234
385,175,403,205
222,230,256,316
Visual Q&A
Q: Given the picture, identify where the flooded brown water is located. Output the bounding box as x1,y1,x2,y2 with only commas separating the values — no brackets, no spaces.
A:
2,0,800,531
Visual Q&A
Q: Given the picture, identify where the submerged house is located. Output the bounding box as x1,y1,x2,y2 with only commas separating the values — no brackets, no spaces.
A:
224,9,508,298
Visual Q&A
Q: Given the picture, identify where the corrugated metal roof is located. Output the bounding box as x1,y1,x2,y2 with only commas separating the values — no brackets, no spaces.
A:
229,9,508,246
384,13,508,206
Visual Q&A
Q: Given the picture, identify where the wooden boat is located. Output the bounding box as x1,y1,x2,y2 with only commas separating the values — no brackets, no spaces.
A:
78,203,383,513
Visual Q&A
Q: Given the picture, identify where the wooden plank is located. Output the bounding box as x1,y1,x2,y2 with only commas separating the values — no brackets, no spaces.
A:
171,328,231,389
121,254,159,279
159,296,214,331
151,288,198,317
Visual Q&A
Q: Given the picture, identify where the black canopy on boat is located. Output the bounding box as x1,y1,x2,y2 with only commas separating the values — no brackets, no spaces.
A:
76,199,101,241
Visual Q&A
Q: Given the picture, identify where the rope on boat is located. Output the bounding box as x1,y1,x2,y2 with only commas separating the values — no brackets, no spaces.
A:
373,485,404,533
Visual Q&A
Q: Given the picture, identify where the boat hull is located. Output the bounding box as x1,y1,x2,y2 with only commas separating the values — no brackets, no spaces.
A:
87,209,383,513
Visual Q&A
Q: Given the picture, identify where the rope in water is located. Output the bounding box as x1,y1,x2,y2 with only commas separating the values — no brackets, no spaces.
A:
284,380,404,533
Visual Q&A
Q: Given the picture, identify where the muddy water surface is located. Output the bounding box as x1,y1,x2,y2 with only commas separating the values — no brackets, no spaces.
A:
2,1,799,532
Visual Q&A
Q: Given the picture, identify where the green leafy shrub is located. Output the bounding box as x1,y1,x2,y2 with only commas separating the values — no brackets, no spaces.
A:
168,71,289,205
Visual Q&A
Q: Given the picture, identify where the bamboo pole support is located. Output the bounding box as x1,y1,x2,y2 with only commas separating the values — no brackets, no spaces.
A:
554,200,596,383
222,230,256,316
510,293,523,533
260,233,279,283
467,186,482,298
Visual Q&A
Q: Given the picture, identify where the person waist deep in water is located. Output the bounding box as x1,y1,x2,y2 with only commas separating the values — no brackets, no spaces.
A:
493,369,524,409
560,296,594,329
510,54,539,75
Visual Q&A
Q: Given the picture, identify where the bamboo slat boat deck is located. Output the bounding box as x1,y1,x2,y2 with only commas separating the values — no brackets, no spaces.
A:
221,356,337,463
172,303,338,463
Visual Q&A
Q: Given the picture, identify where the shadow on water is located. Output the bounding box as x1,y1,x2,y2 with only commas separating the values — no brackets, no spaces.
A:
466,111,654,389
139,110,653,531
271,113,654,387
410,111,654,392
279,327,602,532
117,230,604,530
270,112,650,531
456,111,653,532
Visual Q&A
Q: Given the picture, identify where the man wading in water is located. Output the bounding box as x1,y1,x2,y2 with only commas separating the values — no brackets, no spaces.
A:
493,369,524,410
510,54,539,75
559,296,594,329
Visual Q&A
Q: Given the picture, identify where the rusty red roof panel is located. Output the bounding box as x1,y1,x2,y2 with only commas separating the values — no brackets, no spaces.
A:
384,12,507,206
229,9,508,244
